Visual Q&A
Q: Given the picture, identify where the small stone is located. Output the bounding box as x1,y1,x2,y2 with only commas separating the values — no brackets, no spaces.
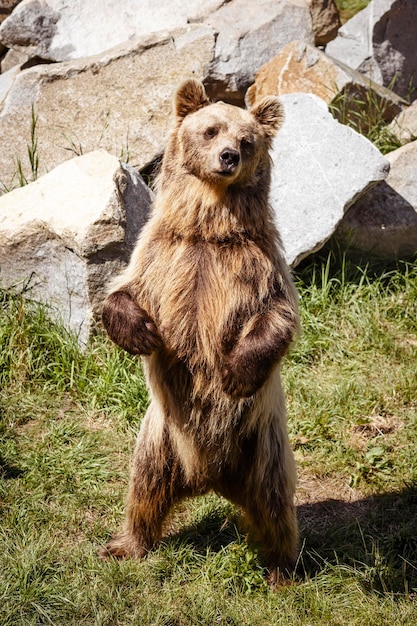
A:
389,101,417,145
307,0,340,46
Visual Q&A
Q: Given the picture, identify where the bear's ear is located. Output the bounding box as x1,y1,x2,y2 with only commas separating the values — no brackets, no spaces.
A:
175,79,210,119
250,97,284,137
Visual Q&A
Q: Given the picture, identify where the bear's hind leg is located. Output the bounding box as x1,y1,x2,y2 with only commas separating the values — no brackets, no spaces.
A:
100,405,194,560
249,497,298,586
245,426,298,584
218,420,298,585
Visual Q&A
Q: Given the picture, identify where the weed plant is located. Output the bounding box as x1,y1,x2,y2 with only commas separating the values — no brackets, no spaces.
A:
329,84,406,155
1,253,416,625
16,106,40,187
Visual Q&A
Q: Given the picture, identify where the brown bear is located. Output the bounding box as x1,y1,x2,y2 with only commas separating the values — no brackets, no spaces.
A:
100,78,300,584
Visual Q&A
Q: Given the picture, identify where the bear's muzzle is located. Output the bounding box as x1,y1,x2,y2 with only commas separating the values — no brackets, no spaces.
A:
219,148,240,174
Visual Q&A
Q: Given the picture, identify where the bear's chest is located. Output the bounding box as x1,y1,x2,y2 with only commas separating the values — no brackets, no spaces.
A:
142,237,274,362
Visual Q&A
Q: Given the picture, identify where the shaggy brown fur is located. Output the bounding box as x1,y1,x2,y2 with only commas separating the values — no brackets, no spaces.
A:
101,79,300,583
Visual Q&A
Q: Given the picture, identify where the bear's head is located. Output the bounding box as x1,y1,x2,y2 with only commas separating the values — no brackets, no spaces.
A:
172,79,284,187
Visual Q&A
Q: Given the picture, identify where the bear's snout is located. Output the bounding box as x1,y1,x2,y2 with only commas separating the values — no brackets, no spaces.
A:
219,148,240,174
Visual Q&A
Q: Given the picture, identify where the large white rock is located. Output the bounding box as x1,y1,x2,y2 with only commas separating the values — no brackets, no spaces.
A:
0,25,215,192
0,0,223,61
0,150,153,344
326,0,417,100
334,141,417,260
271,93,390,267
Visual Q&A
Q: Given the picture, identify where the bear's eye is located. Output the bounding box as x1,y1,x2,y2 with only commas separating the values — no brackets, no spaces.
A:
241,138,253,152
204,127,218,139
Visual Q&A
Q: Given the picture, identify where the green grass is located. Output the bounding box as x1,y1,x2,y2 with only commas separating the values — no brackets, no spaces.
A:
335,0,370,23
1,253,417,624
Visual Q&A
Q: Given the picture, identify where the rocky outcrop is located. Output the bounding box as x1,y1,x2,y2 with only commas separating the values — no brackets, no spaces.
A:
0,93,392,342
326,0,417,101
0,150,153,345
0,0,314,104
246,40,405,129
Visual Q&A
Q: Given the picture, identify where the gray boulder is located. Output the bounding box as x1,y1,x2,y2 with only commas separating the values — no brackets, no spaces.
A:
0,150,153,345
326,0,417,101
334,141,417,260
270,93,390,267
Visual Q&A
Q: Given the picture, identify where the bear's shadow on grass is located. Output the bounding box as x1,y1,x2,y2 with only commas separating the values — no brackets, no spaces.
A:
165,487,417,592
0,455,24,479
296,487,417,589
166,503,243,555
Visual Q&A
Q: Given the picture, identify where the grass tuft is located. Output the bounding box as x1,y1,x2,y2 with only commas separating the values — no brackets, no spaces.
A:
329,84,405,154
15,106,40,187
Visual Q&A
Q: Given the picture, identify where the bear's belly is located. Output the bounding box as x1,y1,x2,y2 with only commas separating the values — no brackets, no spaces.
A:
146,344,259,469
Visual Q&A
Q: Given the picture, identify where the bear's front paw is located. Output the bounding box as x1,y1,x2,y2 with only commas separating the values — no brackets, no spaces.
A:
102,290,163,356
221,357,266,399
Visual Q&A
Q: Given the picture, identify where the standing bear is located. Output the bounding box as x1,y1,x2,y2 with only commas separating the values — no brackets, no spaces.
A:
101,78,300,583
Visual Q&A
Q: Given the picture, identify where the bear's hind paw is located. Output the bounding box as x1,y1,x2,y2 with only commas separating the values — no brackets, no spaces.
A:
266,566,296,589
99,534,148,560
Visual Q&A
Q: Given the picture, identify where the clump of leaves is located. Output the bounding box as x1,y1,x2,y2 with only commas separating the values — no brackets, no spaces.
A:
349,444,393,488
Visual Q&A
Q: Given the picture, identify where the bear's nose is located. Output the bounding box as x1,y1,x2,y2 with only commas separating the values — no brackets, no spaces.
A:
219,148,240,172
